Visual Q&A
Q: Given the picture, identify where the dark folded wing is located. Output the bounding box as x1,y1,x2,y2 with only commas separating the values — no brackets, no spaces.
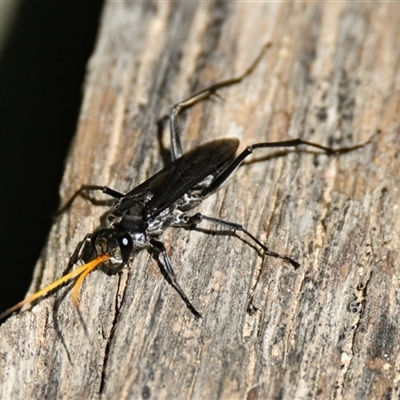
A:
127,139,239,217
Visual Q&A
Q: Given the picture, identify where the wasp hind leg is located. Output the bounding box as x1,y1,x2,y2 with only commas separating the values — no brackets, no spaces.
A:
168,43,272,161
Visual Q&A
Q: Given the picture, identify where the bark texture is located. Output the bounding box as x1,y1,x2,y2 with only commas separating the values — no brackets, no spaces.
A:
1,2,399,399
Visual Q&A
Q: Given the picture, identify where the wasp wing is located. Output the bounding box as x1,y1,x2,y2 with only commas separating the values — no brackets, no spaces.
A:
126,139,239,218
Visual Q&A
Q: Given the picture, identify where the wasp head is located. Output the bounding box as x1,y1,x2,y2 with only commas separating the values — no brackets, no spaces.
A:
91,228,133,270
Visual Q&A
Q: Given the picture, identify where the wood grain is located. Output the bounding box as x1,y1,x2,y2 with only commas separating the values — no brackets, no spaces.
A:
1,2,399,399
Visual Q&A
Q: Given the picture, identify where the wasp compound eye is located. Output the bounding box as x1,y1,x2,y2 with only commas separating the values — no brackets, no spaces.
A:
118,232,133,263
91,229,133,270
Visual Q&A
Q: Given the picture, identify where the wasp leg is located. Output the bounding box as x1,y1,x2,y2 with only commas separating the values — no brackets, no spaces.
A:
185,212,300,269
168,43,272,161
150,239,202,319
201,136,374,198
62,233,93,275
56,184,125,216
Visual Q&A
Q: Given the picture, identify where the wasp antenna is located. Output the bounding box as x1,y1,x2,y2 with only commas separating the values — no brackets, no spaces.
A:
72,254,110,310
0,254,110,321
71,254,111,342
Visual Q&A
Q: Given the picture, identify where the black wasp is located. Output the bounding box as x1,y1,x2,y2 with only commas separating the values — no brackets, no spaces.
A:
0,43,371,321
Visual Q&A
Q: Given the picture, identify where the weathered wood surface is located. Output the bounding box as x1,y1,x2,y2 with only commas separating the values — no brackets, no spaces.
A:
1,2,399,399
